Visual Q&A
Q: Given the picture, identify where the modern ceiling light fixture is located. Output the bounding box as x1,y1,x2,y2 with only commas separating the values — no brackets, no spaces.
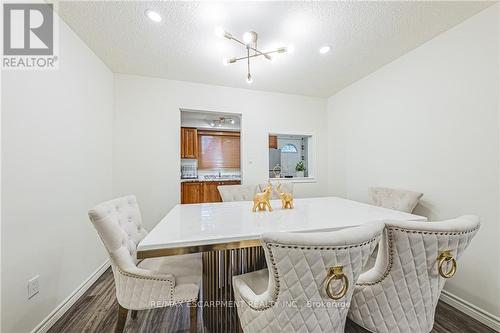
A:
215,27,289,83
208,117,235,127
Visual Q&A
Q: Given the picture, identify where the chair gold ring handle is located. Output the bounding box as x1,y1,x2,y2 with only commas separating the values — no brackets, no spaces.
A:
325,266,349,300
438,251,457,279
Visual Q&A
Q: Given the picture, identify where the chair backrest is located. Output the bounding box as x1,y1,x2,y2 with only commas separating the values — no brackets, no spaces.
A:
257,223,383,331
218,184,257,202
369,187,423,213
88,195,148,271
349,215,480,333
259,182,294,200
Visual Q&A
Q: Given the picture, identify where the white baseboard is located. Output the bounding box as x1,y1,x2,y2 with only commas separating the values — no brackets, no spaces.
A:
440,290,500,332
31,260,110,333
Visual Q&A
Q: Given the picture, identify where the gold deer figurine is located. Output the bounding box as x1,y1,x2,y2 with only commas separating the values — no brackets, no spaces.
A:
252,184,273,212
277,183,294,209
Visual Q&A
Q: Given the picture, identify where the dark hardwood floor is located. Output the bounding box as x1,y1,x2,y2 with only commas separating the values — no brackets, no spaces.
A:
48,268,496,333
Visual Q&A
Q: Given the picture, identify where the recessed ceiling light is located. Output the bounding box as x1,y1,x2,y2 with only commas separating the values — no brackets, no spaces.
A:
319,46,331,54
145,9,162,23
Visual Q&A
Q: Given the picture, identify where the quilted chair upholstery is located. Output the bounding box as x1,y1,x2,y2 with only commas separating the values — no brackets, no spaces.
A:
259,183,294,200
369,187,423,213
233,223,384,333
218,184,258,202
348,215,479,333
88,195,201,332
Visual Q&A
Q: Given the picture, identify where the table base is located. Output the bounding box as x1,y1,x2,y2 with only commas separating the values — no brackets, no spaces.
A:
202,246,266,333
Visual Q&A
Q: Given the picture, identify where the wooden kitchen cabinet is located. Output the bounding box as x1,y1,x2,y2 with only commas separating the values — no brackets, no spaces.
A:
181,181,202,204
203,180,241,203
181,180,241,204
269,135,278,149
181,127,198,159
203,182,221,203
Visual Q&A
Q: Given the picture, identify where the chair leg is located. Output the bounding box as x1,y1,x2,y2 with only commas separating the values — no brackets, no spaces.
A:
190,301,198,333
115,304,128,333
131,310,138,319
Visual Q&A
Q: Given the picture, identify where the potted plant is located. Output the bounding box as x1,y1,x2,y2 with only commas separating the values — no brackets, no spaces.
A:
295,161,305,178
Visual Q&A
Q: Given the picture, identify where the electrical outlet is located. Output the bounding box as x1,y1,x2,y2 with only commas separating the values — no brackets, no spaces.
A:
28,275,40,299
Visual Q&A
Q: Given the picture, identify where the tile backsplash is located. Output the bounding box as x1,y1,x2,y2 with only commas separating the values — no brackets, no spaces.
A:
198,168,241,177
181,159,241,179
181,158,241,178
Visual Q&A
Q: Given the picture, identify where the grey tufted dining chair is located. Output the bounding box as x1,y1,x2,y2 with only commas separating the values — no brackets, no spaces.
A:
348,215,479,333
369,187,423,213
88,195,201,333
233,223,384,333
218,184,258,202
365,187,425,272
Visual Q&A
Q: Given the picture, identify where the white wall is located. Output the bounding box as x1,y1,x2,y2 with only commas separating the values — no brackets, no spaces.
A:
1,17,113,333
113,75,328,229
327,4,499,317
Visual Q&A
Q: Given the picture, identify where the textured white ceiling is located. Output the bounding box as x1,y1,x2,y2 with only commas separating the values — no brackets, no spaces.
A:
57,1,493,97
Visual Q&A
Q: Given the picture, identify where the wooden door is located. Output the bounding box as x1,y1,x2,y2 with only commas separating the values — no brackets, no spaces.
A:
181,128,198,159
181,182,202,204
198,131,240,169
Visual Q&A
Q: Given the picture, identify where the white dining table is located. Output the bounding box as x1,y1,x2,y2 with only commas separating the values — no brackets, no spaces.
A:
137,196,426,257
136,196,426,333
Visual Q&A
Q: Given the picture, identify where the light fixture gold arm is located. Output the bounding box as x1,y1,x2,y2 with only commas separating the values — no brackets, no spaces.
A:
222,30,285,58
233,49,281,62
246,47,252,83
230,35,269,59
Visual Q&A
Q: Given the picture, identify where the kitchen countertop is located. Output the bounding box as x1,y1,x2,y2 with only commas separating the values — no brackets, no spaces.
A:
180,177,241,183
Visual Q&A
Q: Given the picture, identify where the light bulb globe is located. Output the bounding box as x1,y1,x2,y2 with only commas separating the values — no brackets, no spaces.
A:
214,26,225,38
243,32,252,44
243,31,257,45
